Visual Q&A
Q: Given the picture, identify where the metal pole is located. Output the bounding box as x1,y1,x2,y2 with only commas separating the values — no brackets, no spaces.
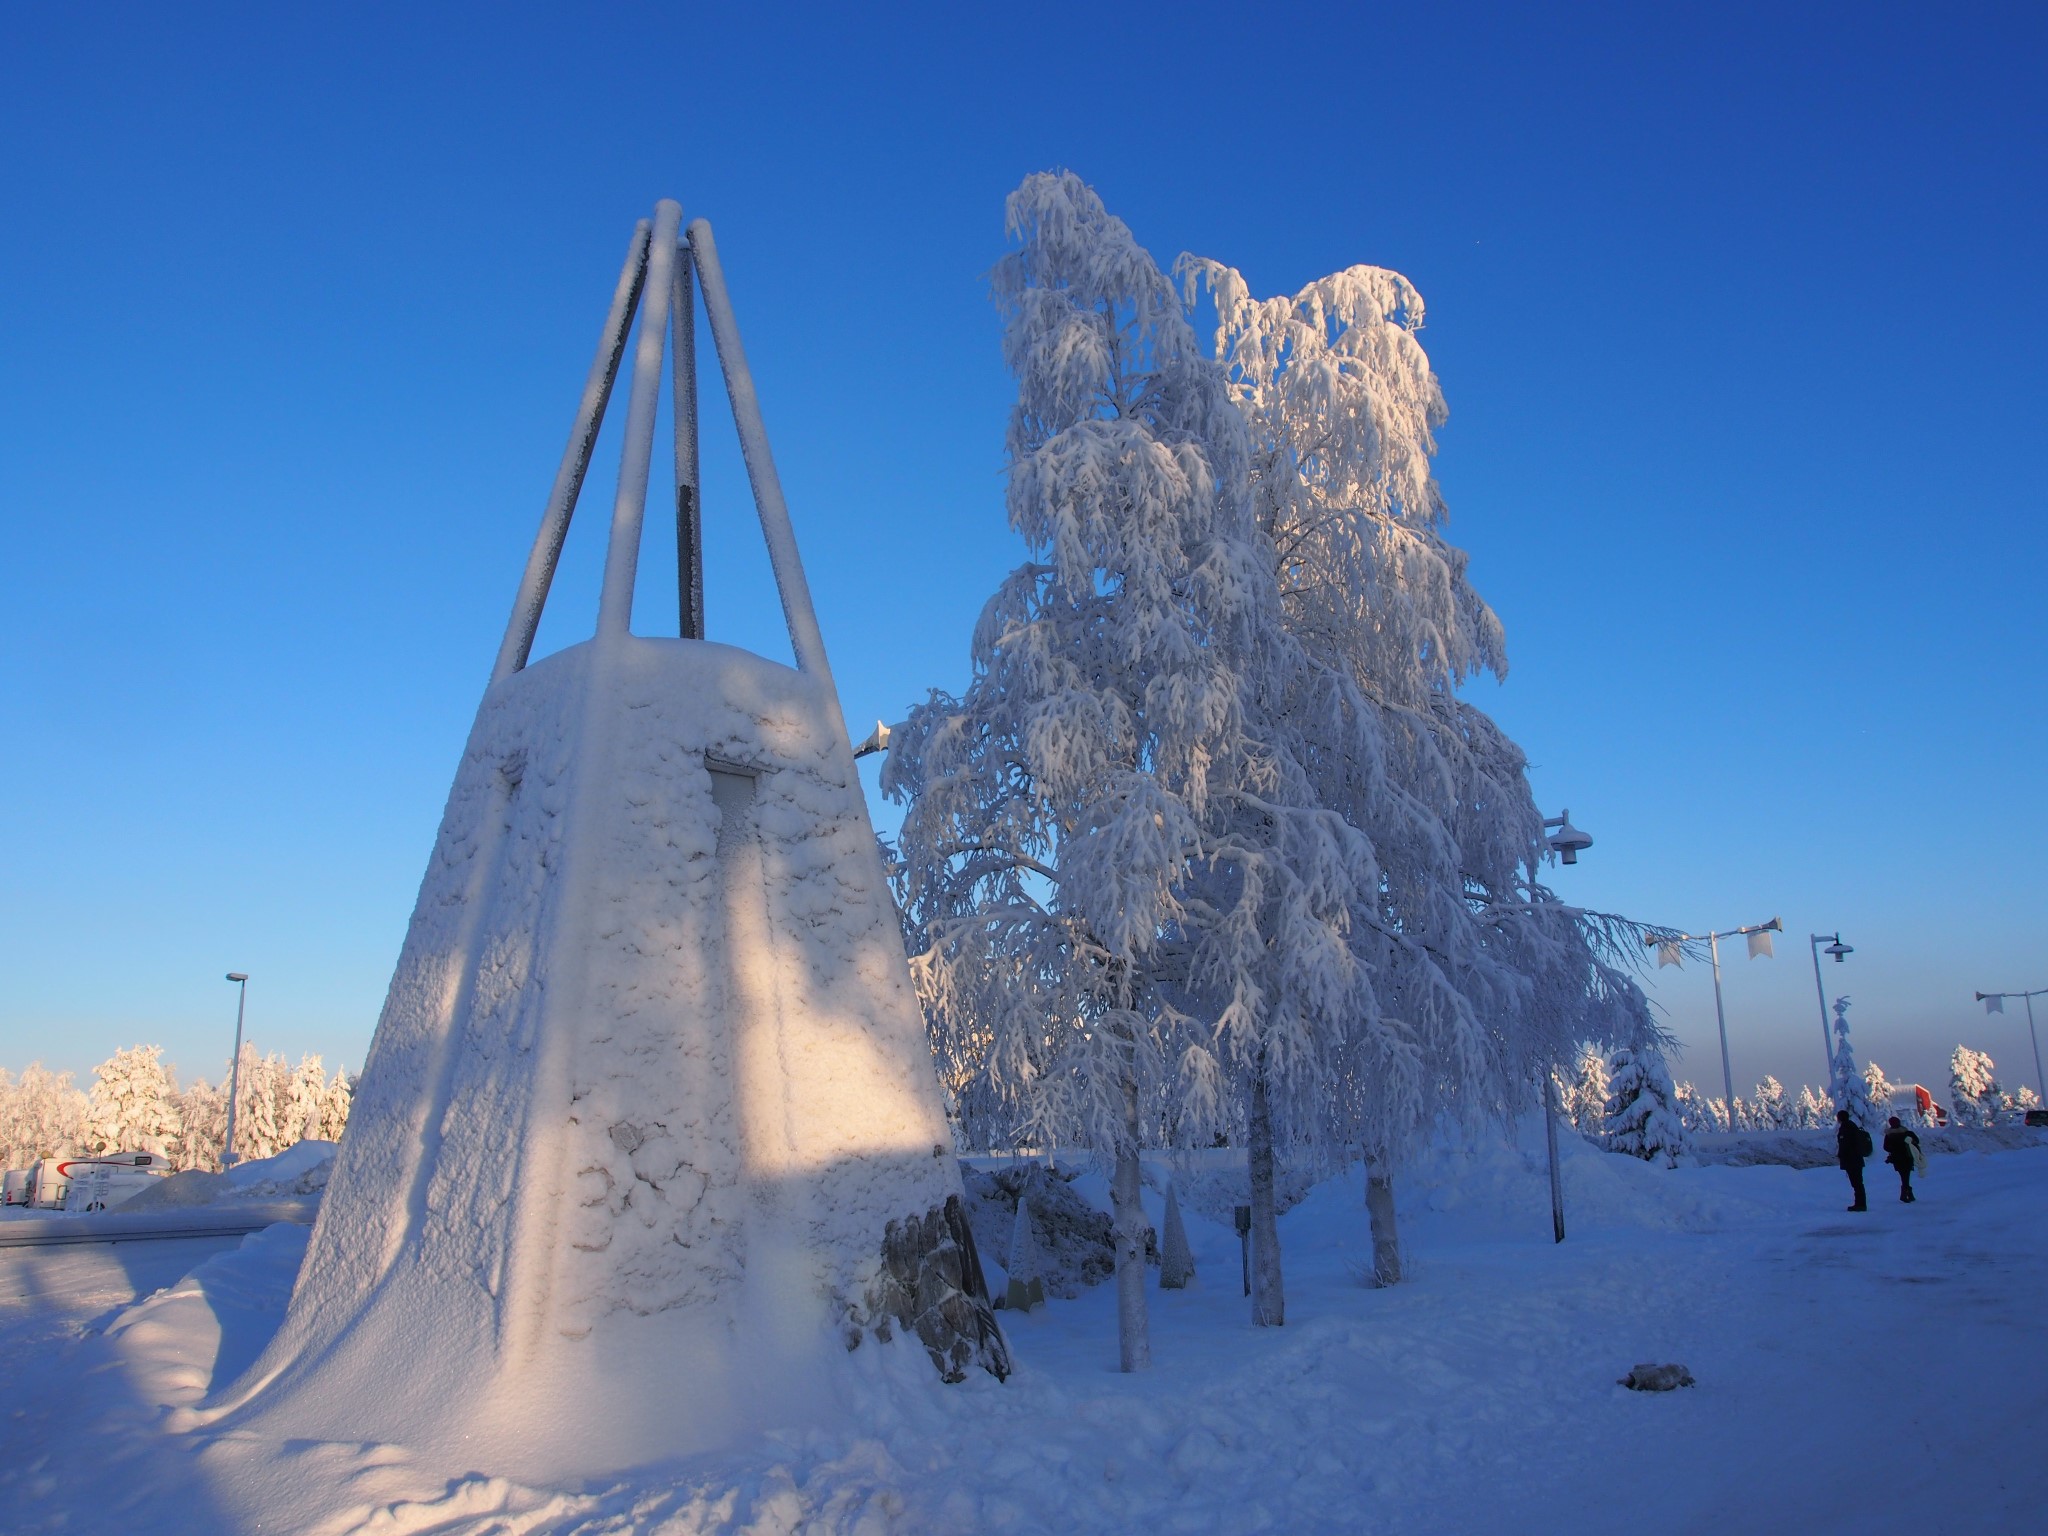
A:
1710,932,1737,1127
673,237,703,640
596,200,683,640
222,976,248,1168
686,219,842,731
1810,936,1836,1087
492,220,653,683
2027,993,2045,1101
1544,1073,1566,1243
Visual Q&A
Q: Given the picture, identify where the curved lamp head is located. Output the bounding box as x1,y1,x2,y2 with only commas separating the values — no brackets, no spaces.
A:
225,972,249,983
1824,937,1852,962
1545,810,1593,865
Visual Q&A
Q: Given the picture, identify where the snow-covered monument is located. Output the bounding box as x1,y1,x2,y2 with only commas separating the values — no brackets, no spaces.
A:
211,200,1005,1475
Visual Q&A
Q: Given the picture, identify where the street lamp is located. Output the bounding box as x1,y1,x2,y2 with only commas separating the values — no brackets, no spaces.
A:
1543,809,1592,865
1538,809,1596,1244
1809,933,1853,1084
1974,987,2047,1100
223,972,249,1168
1646,917,1781,1127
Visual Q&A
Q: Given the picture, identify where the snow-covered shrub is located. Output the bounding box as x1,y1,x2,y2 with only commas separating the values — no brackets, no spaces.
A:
1603,1047,1689,1166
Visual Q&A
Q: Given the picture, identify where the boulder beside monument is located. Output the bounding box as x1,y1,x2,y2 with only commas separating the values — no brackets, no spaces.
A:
206,200,1004,1479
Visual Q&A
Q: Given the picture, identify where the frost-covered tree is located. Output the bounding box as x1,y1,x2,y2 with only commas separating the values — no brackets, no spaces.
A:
0,1064,90,1165
1862,1061,1894,1121
1178,248,1656,1276
1789,1083,1832,1130
283,1055,327,1146
2007,1084,2043,1115
1603,1046,1689,1166
175,1078,228,1171
1568,1044,1611,1138
230,1045,285,1162
1828,998,1879,1133
887,172,1372,1362
85,1044,183,1156
1750,1076,1787,1130
315,1067,354,1142
1950,1047,1998,1127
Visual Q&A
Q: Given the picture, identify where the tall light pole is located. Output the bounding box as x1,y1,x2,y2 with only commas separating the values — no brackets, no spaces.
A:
1974,987,2047,1099
1538,809,1594,1243
222,972,249,1168
1809,933,1853,1082
1648,917,1781,1125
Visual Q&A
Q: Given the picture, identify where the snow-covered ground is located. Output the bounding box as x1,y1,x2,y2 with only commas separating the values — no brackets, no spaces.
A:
1,1128,2042,1535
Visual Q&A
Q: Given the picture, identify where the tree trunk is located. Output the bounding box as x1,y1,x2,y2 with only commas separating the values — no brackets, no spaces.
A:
1365,1161,1402,1286
1247,1060,1284,1326
1111,1076,1151,1371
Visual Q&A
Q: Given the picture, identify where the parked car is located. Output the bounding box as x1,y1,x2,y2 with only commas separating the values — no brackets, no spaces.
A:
2025,1108,2048,1128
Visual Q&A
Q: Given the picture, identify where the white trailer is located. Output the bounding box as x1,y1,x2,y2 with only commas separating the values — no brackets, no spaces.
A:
2,1169,30,1206
30,1153,171,1212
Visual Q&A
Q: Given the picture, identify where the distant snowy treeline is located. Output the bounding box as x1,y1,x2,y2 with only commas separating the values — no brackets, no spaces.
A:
0,1043,353,1170
1555,1038,2039,1144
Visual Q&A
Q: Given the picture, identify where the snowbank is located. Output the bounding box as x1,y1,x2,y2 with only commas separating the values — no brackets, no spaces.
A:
115,1141,339,1213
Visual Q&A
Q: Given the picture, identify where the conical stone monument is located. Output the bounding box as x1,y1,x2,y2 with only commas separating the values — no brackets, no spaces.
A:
210,200,1006,1478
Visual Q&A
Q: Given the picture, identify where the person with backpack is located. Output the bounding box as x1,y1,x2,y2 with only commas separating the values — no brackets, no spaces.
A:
1882,1115,1924,1203
1836,1109,1873,1211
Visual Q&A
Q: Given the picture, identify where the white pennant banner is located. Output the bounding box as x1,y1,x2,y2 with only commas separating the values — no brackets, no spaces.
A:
1985,995,2005,1014
1656,941,1685,969
1747,930,1775,960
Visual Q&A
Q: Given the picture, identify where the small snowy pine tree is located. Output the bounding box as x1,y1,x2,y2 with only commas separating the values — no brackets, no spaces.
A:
1750,1077,1787,1130
1949,1047,1998,1127
284,1055,327,1145
1829,998,1879,1133
315,1068,354,1142
1569,1044,1611,1138
1603,1046,1689,1166
84,1044,183,1156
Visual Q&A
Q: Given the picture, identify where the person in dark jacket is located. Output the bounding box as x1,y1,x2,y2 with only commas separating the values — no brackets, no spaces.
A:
1883,1115,1922,1202
1836,1109,1871,1211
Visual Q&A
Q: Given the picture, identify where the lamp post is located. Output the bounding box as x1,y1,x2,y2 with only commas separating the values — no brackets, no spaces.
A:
222,972,249,1168
1809,933,1853,1083
1974,988,2047,1099
1538,808,1594,1243
1647,917,1781,1128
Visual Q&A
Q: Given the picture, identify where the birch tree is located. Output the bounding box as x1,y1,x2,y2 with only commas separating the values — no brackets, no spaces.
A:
1178,255,1656,1269
887,172,1372,1358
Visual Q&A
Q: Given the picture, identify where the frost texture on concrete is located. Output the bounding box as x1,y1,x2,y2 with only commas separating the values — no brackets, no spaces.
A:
212,634,1001,1477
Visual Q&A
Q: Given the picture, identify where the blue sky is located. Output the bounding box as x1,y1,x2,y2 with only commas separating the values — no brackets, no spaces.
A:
3,2,2043,1106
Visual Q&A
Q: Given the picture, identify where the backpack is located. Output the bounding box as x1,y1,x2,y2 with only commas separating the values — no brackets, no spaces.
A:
1857,1126,1874,1158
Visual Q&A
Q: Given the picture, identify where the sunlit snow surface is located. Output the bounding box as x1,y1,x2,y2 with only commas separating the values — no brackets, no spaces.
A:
3,1127,2043,1533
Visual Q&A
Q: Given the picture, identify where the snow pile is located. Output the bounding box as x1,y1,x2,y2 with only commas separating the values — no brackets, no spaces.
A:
114,1141,339,1212
205,635,999,1482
